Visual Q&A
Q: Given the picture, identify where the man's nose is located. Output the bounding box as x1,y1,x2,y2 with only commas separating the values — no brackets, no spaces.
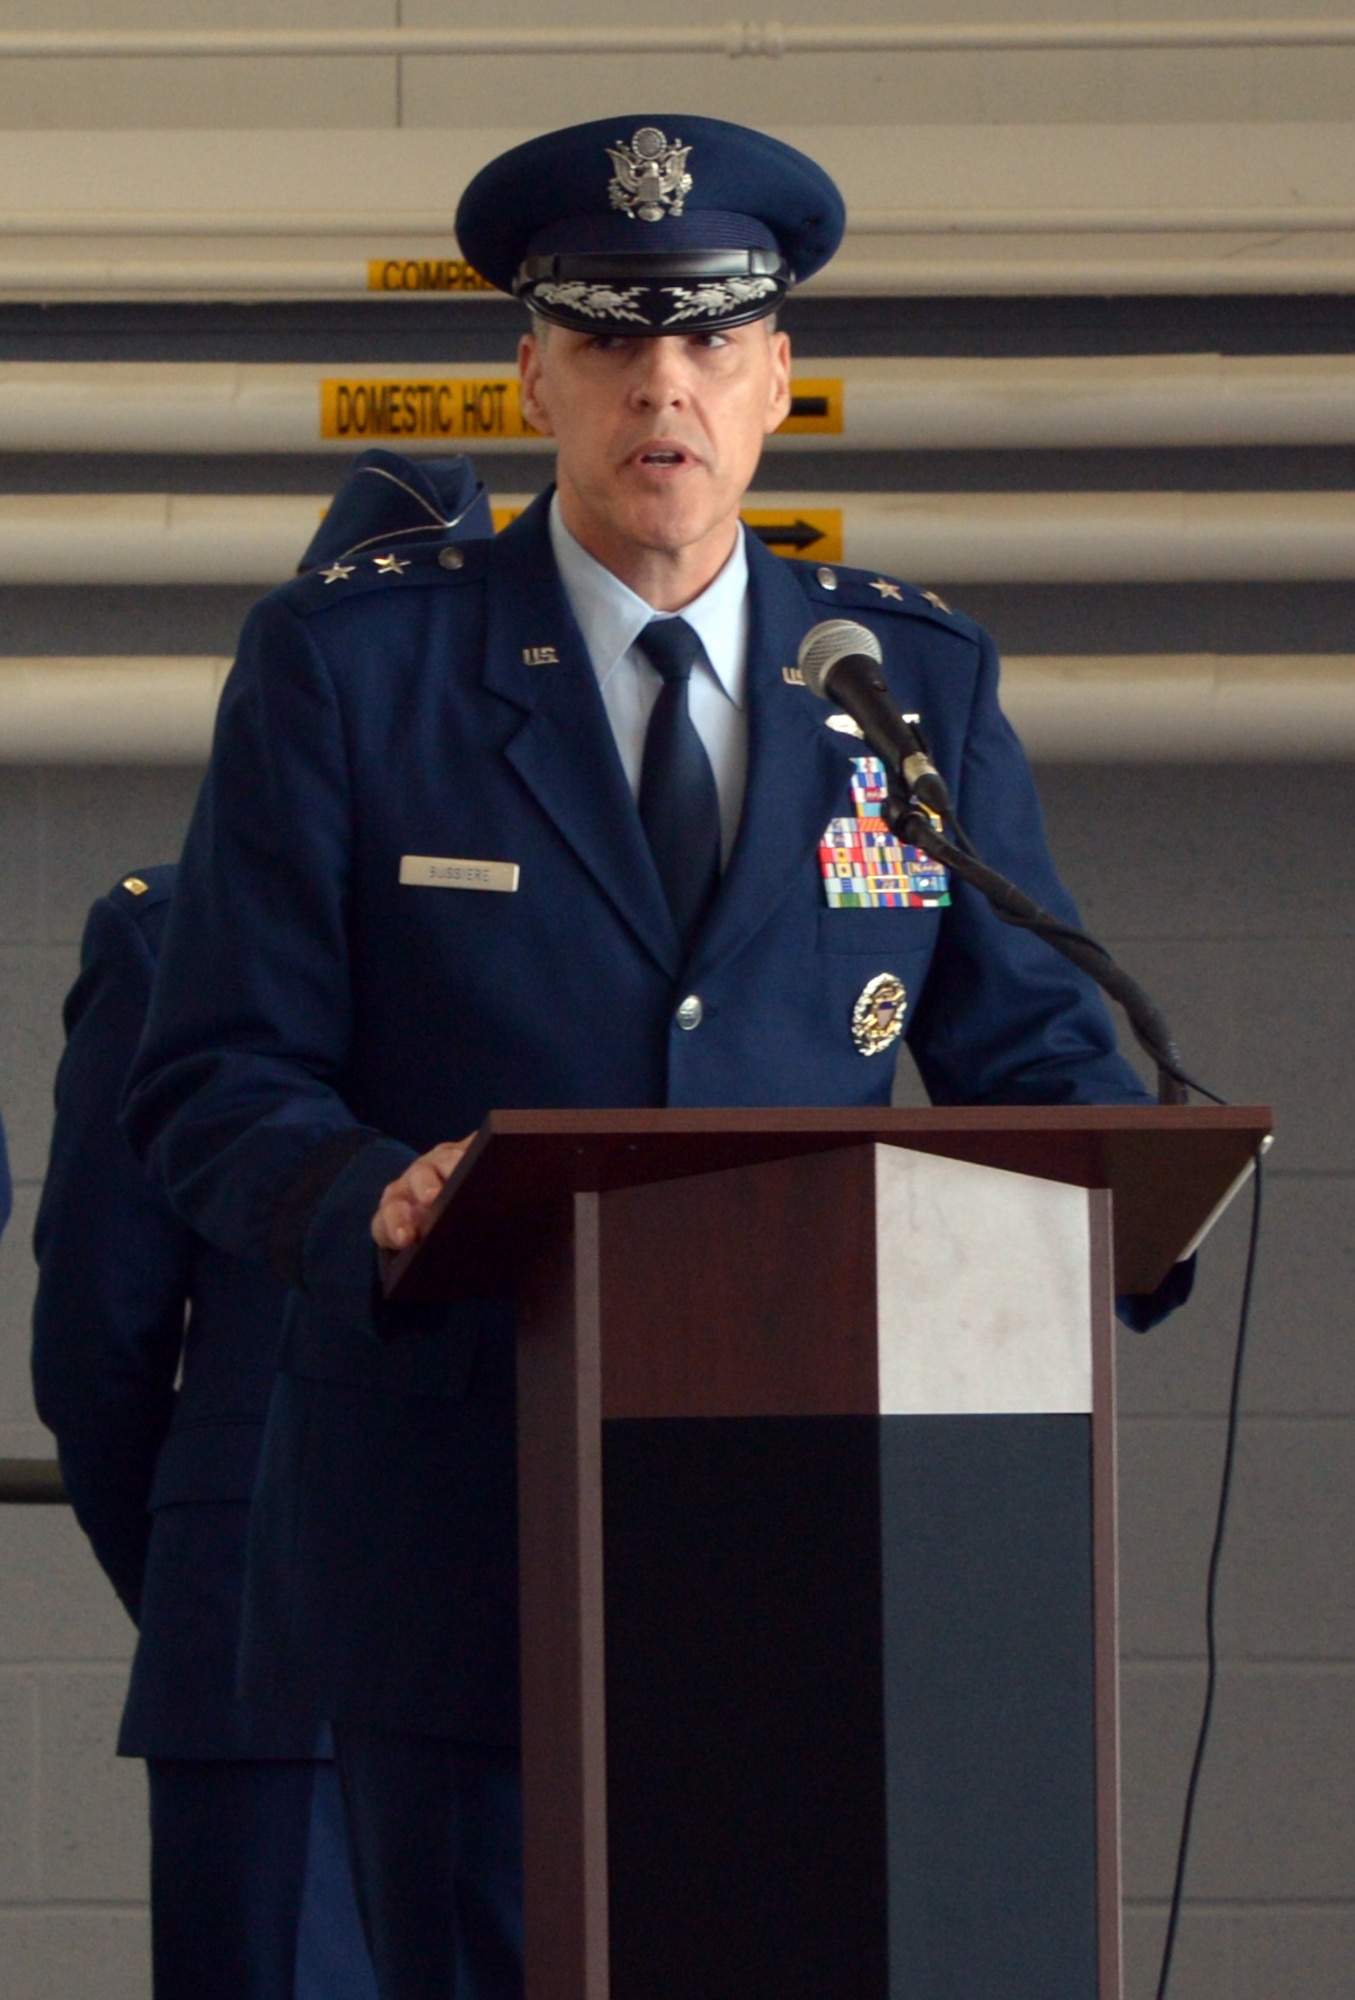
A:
629,338,689,407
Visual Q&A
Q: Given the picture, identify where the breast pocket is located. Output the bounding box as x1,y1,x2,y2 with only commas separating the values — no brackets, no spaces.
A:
816,908,941,954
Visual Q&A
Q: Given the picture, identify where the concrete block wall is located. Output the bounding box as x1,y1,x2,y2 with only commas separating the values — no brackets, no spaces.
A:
0,761,1351,1994
0,766,202,1996
1042,765,1355,1998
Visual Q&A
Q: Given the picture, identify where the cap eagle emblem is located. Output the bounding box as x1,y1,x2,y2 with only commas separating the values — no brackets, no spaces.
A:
606,127,693,222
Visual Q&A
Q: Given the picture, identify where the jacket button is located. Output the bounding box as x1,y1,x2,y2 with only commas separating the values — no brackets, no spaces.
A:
816,565,837,590
438,545,465,570
675,994,703,1031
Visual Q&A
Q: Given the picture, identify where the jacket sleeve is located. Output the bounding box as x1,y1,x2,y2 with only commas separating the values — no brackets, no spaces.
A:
122,594,415,1336
906,622,1153,1110
900,622,1196,1326
31,896,193,1621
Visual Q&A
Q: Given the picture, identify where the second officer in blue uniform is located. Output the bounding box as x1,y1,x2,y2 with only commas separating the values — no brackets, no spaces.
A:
35,454,491,2000
126,118,1169,1999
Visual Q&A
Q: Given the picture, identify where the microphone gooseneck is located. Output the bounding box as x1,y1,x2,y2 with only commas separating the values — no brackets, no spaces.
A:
796,620,953,820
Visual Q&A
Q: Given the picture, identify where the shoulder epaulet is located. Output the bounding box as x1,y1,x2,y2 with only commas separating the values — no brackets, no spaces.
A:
793,559,977,636
109,865,175,910
281,537,491,618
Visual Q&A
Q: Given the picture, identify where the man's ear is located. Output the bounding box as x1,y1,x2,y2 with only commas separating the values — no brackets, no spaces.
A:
518,329,556,438
763,327,793,436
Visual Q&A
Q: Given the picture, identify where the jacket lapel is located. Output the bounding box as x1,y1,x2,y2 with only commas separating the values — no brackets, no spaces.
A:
481,495,682,978
687,534,855,982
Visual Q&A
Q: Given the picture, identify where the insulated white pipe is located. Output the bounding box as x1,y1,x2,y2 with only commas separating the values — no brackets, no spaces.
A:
8,357,1355,455
0,22,1350,57
0,657,228,761
1002,656,1355,760
781,356,1355,450
4,491,1355,584
0,495,324,585
800,490,1355,583
3,206,1355,237
3,655,1352,764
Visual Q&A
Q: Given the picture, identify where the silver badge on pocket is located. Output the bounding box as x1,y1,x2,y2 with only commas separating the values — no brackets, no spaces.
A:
851,973,907,1056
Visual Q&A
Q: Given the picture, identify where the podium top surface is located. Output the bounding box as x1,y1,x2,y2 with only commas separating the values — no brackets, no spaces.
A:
385,1103,1272,1304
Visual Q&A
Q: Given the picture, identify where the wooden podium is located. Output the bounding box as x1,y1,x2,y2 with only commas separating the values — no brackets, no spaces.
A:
388,1105,1270,2000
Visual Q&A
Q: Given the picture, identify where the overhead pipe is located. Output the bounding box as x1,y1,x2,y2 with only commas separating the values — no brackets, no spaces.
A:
0,658,227,761
0,21,1351,58
8,355,1355,453
2,491,1355,586
1001,656,1355,761
800,490,1355,583
2,206,1354,238
3,655,1353,764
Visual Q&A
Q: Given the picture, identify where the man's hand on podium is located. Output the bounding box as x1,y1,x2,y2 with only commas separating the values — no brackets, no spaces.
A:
372,1137,475,1253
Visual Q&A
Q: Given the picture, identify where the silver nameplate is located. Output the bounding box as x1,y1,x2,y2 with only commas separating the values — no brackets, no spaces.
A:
399,855,520,893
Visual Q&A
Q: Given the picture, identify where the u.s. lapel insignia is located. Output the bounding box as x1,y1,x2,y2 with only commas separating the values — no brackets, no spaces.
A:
852,973,907,1056
320,561,355,584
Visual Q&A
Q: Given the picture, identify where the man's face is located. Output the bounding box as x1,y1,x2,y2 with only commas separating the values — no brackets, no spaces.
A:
518,318,792,574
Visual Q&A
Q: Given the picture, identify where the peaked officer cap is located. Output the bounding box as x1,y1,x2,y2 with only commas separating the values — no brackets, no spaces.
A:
455,114,845,335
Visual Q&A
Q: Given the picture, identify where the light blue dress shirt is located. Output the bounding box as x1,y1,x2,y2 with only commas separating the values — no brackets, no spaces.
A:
548,495,750,865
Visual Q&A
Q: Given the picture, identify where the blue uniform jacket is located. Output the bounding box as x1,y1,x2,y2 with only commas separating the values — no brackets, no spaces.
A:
125,491,1156,1741
32,450,494,1758
32,868,328,1757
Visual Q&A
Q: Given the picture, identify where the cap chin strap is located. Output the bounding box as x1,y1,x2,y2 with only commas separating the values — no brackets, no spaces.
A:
514,247,790,334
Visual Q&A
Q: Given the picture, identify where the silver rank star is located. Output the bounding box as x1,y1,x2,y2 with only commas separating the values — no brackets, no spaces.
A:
321,561,355,585
374,554,410,575
869,577,903,602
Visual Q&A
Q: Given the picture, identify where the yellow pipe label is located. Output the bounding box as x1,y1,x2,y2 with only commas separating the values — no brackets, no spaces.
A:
740,507,844,562
322,378,537,442
778,379,843,435
367,259,494,293
492,503,843,563
322,376,843,443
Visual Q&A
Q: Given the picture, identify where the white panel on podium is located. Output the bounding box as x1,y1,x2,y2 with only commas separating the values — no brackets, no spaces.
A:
873,1144,1092,1416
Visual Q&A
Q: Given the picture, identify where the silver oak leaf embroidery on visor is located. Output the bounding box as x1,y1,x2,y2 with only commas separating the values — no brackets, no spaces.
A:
606,127,693,222
662,275,779,324
529,281,649,322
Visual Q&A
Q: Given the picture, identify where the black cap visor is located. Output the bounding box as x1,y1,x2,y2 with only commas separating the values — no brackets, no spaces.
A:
514,248,789,334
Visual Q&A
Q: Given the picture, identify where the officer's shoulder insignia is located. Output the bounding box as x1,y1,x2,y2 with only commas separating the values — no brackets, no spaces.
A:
287,539,489,616
111,866,174,910
793,560,978,646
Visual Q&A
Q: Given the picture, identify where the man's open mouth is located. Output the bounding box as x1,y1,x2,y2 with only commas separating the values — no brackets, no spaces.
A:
632,443,693,468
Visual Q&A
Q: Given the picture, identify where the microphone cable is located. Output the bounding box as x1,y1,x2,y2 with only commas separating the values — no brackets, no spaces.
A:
1155,1146,1266,2000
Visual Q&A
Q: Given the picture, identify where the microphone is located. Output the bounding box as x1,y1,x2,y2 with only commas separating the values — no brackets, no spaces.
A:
796,619,952,819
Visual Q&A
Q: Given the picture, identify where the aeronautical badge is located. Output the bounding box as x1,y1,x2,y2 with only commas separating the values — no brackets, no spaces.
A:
852,973,907,1056
607,127,693,222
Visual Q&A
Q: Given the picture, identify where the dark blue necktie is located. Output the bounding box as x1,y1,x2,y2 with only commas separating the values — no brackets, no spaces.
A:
635,616,721,952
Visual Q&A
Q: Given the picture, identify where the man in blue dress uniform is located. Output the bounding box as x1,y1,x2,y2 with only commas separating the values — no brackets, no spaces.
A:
33,453,490,2000
125,118,1180,1998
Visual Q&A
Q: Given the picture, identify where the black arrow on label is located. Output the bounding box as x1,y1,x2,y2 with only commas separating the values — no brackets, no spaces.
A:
748,519,826,551
788,395,830,418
